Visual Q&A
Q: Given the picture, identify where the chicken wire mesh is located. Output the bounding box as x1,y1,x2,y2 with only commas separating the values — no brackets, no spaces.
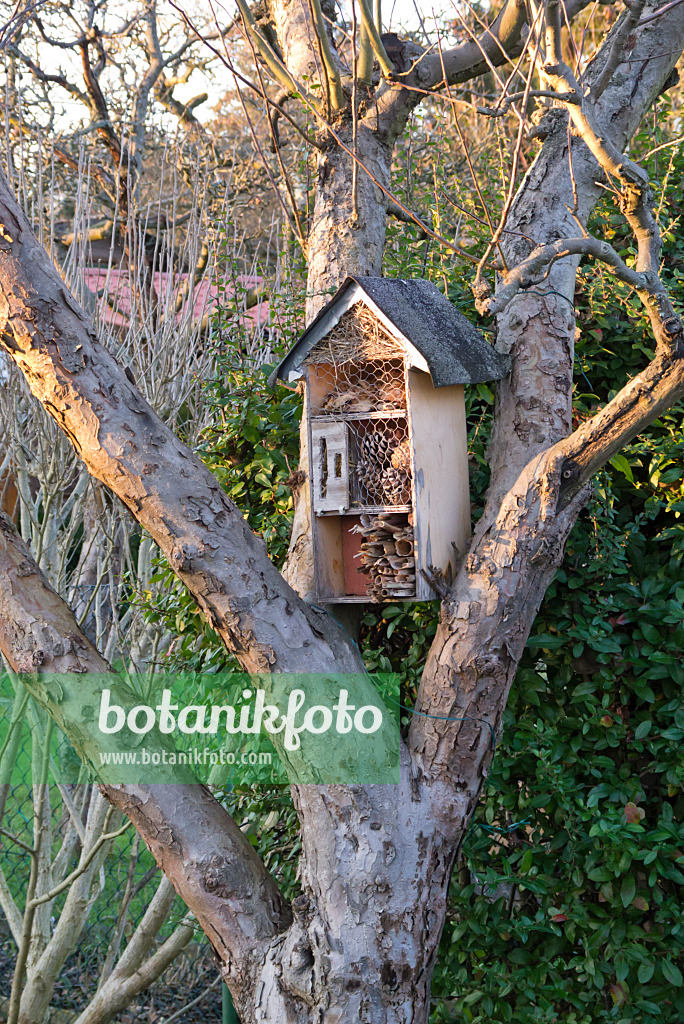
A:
348,418,412,508
313,358,407,415
308,303,404,366
0,729,219,1023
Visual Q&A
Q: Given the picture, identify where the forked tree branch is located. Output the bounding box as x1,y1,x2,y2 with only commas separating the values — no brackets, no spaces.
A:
474,234,675,324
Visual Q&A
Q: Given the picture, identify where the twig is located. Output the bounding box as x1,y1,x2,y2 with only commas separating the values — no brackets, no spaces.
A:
436,29,506,269
473,5,545,290
638,0,684,25
213,5,306,248
29,817,132,908
232,0,322,109
170,2,322,149
235,10,306,246
0,828,35,856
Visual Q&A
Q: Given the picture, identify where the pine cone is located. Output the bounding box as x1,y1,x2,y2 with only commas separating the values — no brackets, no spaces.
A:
381,466,411,504
361,429,394,468
354,459,384,502
390,439,412,472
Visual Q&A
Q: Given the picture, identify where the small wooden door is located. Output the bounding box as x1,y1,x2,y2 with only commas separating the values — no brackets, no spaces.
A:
310,420,350,513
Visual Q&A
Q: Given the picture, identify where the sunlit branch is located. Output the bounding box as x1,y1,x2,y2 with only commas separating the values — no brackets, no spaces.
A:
309,0,345,110
356,0,394,76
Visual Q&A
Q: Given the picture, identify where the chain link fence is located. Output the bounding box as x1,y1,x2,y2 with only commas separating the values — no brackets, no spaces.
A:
0,722,222,1024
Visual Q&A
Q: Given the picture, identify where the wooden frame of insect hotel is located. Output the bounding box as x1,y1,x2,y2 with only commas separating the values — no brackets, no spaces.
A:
271,277,509,603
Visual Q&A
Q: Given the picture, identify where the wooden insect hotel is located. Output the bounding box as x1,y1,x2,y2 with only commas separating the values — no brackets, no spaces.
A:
272,277,508,603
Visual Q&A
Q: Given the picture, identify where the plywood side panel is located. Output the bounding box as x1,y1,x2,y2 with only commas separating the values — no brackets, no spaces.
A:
307,364,335,415
341,516,368,596
408,373,470,600
313,515,345,599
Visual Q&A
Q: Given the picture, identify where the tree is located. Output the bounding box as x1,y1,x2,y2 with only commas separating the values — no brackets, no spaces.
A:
3,0,216,254
1,1,684,1021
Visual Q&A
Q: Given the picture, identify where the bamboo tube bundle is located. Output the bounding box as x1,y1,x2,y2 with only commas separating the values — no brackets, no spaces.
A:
350,513,415,600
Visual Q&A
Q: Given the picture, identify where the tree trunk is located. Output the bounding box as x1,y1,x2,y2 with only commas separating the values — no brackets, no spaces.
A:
306,128,392,319
246,770,459,1023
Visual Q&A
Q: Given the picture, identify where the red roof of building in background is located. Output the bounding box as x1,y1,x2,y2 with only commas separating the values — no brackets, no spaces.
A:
81,269,269,330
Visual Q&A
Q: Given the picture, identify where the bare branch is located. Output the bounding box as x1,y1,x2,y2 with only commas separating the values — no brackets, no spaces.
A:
160,976,221,1024
29,817,132,908
555,347,684,509
538,0,680,349
593,0,647,97
638,0,684,25
308,0,344,110
420,0,529,89
6,42,90,103
475,234,648,313
386,200,429,236
408,0,684,799
356,0,394,76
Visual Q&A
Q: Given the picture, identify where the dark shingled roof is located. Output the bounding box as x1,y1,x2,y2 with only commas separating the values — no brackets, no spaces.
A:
270,276,509,387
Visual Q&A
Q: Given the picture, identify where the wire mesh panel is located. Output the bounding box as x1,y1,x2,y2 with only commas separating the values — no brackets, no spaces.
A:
313,358,406,414
349,417,412,508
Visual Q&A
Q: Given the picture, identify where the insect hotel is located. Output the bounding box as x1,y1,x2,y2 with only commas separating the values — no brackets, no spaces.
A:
272,277,508,603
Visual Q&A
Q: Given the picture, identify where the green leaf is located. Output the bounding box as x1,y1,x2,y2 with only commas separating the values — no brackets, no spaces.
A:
640,623,661,644
638,961,655,984
526,633,565,650
634,720,652,740
610,454,634,482
662,960,683,987
620,875,635,908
